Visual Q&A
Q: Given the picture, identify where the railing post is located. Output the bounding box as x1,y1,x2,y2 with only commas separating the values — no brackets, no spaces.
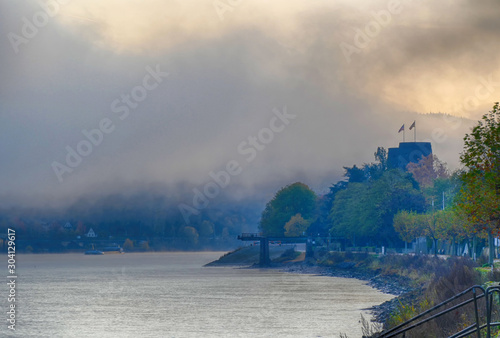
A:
473,288,481,338
487,291,493,338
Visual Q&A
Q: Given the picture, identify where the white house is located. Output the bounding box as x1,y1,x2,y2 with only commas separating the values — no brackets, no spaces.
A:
86,228,97,238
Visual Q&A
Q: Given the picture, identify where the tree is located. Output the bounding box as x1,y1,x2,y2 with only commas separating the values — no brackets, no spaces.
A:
310,181,348,237
366,146,388,180
406,154,449,188
343,165,366,183
260,182,317,236
394,208,468,255
393,210,425,243
284,214,310,237
329,182,368,244
123,238,134,251
76,221,86,236
434,209,466,255
342,147,388,184
458,102,500,233
330,170,425,247
374,147,388,171
198,220,214,238
393,212,439,256
180,226,199,246
419,213,439,256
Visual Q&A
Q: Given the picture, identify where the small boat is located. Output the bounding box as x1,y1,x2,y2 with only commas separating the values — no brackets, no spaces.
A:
85,244,104,255
84,250,104,255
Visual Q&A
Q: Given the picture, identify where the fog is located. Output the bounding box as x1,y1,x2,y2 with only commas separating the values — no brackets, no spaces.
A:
1,0,499,209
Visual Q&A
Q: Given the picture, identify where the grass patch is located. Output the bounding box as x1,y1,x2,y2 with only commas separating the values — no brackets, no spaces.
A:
273,248,301,263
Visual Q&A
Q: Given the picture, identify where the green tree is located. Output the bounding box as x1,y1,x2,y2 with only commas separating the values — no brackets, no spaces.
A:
330,170,425,246
260,182,317,236
329,182,367,244
458,102,500,233
180,226,199,246
367,146,389,180
343,165,366,183
198,220,215,238
310,181,348,237
284,214,310,237
344,147,389,183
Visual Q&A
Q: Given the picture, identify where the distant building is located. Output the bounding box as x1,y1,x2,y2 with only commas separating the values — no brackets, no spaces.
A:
387,142,432,170
63,222,73,231
86,228,97,238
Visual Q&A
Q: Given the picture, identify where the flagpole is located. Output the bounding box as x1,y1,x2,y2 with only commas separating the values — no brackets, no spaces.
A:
409,121,416,142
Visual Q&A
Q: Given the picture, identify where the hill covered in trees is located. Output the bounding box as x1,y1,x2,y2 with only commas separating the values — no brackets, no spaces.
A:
0,187,263,251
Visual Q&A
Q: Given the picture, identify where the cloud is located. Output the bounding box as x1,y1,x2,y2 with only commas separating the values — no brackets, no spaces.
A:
0,0,497,208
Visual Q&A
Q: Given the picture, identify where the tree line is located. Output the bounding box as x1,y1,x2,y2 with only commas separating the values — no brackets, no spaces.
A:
0,189,262,251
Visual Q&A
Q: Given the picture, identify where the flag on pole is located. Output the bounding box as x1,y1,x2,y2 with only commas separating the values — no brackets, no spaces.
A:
398,124,404,133
409,121,416,130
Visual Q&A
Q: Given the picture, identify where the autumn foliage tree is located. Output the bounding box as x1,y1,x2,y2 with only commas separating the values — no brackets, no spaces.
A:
393,210,461,256
284,214,310,237
406,154,449,188
457,102,500,234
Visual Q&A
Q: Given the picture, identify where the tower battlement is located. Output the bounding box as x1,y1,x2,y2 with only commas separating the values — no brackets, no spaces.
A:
387,142,432,170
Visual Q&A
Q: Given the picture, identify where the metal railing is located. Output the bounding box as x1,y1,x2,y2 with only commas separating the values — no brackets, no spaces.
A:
378,285,500,338
238,233,262,239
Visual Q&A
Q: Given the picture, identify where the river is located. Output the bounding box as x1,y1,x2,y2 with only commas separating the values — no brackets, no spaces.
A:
3,252,393,337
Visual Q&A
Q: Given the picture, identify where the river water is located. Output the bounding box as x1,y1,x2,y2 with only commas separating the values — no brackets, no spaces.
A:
3,252,393,337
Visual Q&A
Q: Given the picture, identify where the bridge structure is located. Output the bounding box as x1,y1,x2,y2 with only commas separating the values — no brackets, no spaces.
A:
237,233,315,266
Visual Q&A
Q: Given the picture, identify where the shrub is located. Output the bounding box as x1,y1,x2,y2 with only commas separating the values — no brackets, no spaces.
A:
387,257,481,337
140,241,150,251
123,238,134,251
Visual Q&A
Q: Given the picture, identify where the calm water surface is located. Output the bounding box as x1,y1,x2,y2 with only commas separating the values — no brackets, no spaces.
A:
3,252,393,337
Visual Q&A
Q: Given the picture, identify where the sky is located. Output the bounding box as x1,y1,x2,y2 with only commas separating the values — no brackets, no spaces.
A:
1,0,500,208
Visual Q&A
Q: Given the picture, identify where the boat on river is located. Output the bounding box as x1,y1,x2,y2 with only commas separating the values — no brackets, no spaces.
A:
84,249,104,255
84,243,125,255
